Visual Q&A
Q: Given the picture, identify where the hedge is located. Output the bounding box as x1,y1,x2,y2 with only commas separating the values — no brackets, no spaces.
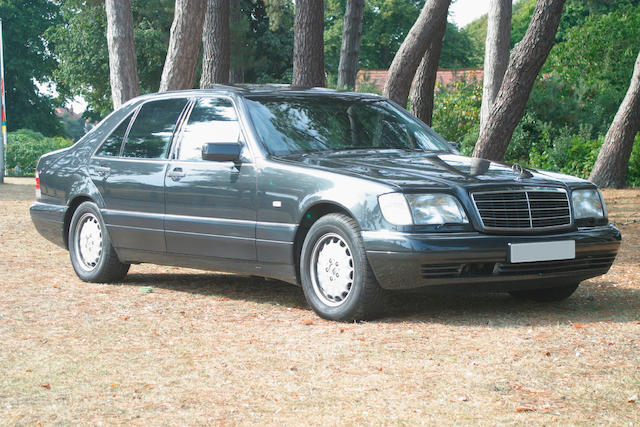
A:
6,129,74,176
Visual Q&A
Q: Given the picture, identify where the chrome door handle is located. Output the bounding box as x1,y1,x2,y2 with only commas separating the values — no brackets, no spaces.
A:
94,165,111,176
168,167,186,181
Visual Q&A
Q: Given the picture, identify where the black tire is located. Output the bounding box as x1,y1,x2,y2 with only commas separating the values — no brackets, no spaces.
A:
68,201,130,283
509,283,580,302
300,213,384,321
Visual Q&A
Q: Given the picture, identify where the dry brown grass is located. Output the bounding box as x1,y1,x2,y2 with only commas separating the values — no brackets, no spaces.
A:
1,177,639,425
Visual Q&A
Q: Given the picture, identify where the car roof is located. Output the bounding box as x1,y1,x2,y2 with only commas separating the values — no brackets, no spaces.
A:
125,84,384,104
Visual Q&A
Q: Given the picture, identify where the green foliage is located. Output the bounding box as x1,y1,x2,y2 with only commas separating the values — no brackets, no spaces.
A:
462,0,537,66
509,0,536,46
440,23,477,69
517,123,598,179
358,0,426,70
354,77,382,95
506,4,640,184
325,0,424,73
545,4,640,132
0,0,64,136
428,78,640,185
461,0,640,66
47,0,174,117
242,0,294,84
626,136,640,187
453,2,640,186
555,0,640,43
6,129,73,176
460,11,486,66
525,133,640,186
324,0,476,83
49,0,293,118
431,80,482,149
506,112,553,164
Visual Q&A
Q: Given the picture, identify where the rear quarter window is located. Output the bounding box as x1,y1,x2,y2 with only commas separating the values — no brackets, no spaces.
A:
96,115,132,157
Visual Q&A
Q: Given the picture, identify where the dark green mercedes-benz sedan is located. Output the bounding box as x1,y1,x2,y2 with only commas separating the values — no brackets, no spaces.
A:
30,86,621,320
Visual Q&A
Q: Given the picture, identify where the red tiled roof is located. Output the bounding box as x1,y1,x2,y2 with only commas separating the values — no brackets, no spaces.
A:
356,68,484,92
55,107,81,120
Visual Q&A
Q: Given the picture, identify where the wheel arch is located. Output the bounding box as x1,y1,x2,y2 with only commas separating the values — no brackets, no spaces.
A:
63,195,96,249
293,201,357,284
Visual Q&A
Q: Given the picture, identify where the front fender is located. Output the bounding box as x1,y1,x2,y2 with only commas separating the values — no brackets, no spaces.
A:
297,186,387,231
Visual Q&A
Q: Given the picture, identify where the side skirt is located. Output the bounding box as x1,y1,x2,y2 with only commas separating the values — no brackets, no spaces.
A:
116,248,299,286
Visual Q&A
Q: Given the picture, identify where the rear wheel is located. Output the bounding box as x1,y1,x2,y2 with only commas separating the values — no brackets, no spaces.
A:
69,201,129,283
300,213,384,321
509,283,579,302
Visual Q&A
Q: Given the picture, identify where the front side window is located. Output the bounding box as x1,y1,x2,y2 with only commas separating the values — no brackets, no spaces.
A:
122,98,189,159
97,115,132,157
177,98,240,161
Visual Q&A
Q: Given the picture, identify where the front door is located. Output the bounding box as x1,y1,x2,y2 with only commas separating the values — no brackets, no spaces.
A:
164,97,257,261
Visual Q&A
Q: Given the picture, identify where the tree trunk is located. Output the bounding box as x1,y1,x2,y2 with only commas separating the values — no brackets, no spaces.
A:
473,0,565,161
382,0,451,107
229,0,244,84
200,0,231,87
337,0,365,89
589,50,640,188
160,0,207,91
409,17,447,126
105,0,139,109
480,0,512,130
292,0,325,88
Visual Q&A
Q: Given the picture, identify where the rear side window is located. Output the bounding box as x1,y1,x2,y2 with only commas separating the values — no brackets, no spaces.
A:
122,98,188,159
177,98,240,161
97,115,132,157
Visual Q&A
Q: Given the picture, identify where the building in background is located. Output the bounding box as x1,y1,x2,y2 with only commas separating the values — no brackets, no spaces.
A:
356,68,484,93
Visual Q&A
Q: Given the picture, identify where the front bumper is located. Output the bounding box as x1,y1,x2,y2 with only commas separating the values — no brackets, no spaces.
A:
362,225,621,290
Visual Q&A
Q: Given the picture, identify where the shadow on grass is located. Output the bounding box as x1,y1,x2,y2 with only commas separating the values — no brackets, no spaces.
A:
124,273,309,310
122,272,639,326
384,280,640,326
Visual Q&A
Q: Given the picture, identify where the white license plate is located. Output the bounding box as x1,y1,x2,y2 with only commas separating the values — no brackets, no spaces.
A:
509,240,575,263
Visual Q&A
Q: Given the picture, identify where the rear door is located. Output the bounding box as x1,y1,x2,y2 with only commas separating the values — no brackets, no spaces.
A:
164,97,257,261
89,97,189,256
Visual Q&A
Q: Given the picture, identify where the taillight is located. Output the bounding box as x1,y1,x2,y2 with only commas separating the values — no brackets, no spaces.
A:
35,170,41,199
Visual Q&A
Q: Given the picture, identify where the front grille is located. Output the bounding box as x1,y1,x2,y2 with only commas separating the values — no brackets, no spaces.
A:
472,189,571,231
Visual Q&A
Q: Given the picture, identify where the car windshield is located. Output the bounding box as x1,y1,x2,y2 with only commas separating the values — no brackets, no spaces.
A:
244,95,451,156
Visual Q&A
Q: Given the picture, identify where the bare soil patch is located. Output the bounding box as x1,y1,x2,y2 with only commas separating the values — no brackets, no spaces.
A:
1,177,639,425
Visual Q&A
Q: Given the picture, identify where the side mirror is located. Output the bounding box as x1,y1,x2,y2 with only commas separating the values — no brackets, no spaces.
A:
448,141,460,151
201,142,242,162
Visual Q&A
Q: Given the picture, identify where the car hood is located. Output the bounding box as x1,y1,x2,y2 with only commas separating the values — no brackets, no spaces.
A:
278,150,587,191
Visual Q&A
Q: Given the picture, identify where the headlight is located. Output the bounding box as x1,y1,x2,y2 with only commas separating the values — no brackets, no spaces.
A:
378,193,468,225
572,189,605,219
378,193,413,225
405,194,468,225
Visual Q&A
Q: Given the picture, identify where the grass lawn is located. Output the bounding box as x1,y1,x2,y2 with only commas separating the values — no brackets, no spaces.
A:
1,177,639,425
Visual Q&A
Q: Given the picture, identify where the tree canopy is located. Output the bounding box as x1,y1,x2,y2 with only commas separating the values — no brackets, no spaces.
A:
47,0,174,118
325,0,475,76
3,0,639,178
0,0,63,136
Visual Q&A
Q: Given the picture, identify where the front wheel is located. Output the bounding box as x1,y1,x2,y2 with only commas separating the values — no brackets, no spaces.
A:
300,213,384,321
68,201,130,283
509,283,580,302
